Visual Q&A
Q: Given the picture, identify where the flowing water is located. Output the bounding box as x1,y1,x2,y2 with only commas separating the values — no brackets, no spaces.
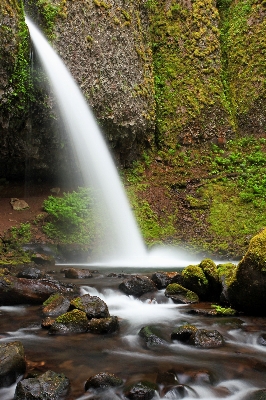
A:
25,17,146,264
1,267,266,399
3,17,263,400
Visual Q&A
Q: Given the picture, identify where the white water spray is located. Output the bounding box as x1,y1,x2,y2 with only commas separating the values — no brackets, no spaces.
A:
26,18,203,267
26,17,147,263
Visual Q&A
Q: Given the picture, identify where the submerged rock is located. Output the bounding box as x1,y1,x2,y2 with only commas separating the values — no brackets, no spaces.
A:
64,268,93,279
0,341,26,388
14,370,70,400
87,316,119,334
189,329,224,348
119,275,157,297
84,372,123,392
124,381,158,400
139,326,166,348
165,283,199,304
70,294,110,319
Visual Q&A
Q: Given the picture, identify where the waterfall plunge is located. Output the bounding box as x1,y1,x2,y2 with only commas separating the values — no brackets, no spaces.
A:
26,17,147,264
26,18,200,268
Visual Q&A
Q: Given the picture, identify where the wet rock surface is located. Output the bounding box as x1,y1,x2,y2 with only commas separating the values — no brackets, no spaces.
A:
0,341,26,388
119,275,157,297
14,370,70,400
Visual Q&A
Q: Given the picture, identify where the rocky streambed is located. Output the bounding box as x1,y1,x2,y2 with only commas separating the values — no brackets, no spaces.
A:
1,258,266,400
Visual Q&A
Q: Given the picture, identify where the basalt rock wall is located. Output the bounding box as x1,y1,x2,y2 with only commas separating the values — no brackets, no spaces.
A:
1,0,266,180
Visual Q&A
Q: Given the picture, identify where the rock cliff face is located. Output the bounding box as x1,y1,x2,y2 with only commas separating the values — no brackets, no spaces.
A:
1,0,266,179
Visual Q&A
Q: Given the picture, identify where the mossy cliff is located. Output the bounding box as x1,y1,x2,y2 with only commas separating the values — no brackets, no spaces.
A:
219,0,266,135
147,0,232,147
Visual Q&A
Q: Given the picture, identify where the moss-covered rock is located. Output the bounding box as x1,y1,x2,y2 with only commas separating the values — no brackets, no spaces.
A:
227,228,266,315
199,258,221,300
49,309,88,334
165,283,199,304
217,262,237,303
70,294,110,319
181,264,209,298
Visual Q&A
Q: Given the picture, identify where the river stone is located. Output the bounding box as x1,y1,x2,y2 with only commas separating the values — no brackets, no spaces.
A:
139,326,166,348
42,293,71,317
0,341,26,387
16,266,43,279
85,372,123,392
124,381,158,400
87,316,119,334
49,309,88,334
151,271,182,289
171,324,198,343
188,329,224,348
64,268,93,279
119,275,157,297
0,275,77,305
14,370,70,400
70,294,109,319
165,283,199,304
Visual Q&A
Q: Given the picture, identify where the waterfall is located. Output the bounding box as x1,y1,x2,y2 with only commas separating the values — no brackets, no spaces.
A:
25,17,147,264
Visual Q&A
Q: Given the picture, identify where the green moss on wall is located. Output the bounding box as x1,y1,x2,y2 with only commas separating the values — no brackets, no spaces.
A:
147,0,229,146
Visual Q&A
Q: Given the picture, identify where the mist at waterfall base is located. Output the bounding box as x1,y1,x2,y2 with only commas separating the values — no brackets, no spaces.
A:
26,17,202,268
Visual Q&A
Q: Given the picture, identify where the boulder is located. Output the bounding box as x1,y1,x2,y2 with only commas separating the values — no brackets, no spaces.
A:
42,293,71,317
31,253,55,266
139,326,166,348
64,268,93,279
87,316,119,334
124,381,158,400
85,372,123,392
226,229,266,315
14,370,70,400
165,283,199,304
171,324,198,343
151,271,182,289
119,275,157,297
49,309,88,334
181,265,209,299
198,259,221,301
70,294,109,319
16,265,43,279
189,329,224,348
0,275,77,305
242,389,266,400
0,341,26,387
10,198,29,210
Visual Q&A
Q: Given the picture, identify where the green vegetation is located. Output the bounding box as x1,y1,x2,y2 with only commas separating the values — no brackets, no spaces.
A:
9,223,32,244
124,135,266,257
211,304,236,315
42,187,98,247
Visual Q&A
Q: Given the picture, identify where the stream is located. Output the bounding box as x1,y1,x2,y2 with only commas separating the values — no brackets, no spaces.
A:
1,265,266,400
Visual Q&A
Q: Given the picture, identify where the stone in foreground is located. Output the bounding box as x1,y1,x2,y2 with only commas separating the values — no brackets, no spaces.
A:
14,370,70,400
